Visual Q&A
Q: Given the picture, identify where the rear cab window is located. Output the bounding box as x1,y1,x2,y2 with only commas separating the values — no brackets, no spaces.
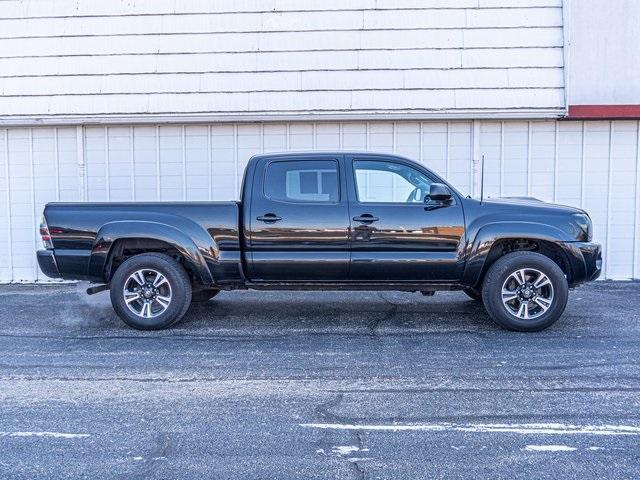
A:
264,160,339,203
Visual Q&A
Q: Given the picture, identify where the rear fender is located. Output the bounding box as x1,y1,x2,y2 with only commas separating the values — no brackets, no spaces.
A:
89,220,215,285
461,222,574,287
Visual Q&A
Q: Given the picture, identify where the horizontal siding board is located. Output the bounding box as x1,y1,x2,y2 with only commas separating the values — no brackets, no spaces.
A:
463,27,562,48
507,68,564,87
0,8,563,39
0,89,563,116
0,27,563,58
455,89,564,108
466,7,562,28
461,48,563,68
0,48,562,79
0,0,554,19
0,72,306,96
0,0,502,18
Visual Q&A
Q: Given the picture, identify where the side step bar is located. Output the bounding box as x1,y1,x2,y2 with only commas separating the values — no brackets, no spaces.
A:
86,284,110,295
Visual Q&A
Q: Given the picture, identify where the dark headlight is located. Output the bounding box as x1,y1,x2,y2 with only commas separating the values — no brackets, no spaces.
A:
572,213,592,241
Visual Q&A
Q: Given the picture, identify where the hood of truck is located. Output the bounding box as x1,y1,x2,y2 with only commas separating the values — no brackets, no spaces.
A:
480,196,586,215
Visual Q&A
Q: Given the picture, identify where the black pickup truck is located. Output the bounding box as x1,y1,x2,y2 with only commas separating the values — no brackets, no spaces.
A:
37,151,601,332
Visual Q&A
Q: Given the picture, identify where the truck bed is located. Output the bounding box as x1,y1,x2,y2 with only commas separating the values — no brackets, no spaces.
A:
44,201,242,284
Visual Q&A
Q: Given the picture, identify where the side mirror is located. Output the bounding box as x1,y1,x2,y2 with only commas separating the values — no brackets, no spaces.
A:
428,183,452,202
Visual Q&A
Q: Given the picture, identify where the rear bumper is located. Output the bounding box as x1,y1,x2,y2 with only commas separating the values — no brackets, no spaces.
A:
563,241,602,286
36,250,61,278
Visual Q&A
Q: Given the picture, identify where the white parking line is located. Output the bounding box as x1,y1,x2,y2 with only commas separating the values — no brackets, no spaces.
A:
300,422,640,436
524,445,578,452
0,431,90,439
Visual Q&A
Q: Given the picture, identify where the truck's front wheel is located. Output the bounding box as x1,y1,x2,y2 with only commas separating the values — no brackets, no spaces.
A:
481,252,568,332
110,253,192,330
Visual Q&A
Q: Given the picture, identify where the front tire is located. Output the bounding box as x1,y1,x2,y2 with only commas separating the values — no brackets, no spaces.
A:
110,253,192,330
481,252,568,332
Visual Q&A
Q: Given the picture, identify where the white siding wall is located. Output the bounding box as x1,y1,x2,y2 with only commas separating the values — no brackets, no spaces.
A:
568,0,640,105
0,0,564,122
1,120,639,283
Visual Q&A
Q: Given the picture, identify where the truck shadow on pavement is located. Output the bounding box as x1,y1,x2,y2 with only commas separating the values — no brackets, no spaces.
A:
64,291,499,335
6,283,621,336
74,289,497,334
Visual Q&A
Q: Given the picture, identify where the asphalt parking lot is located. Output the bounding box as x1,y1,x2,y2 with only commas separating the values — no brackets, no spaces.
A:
0,282,639,479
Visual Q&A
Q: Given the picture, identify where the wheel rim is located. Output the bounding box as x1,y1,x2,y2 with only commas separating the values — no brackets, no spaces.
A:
501,268,554,320
123,269,172,319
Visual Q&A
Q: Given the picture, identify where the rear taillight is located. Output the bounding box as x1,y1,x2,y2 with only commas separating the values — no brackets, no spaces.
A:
40,215,53,250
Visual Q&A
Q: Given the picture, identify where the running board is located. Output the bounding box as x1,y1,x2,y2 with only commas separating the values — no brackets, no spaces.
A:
86,283,110,295
245,282,461,292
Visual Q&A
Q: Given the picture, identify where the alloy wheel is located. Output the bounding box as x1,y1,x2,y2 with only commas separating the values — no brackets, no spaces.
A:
501,268,554,320
122,268,172,318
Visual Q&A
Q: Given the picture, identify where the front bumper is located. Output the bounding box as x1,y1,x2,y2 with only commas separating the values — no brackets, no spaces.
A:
564,241,602,285
36,250,61,278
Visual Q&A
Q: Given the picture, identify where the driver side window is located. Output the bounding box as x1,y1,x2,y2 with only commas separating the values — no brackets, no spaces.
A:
354,160,433,203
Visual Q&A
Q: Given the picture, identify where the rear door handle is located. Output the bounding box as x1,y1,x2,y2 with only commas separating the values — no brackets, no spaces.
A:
353,214,379,223
257,213,282,222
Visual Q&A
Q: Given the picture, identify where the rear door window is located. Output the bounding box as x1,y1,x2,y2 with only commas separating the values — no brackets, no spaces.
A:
264,160,339,203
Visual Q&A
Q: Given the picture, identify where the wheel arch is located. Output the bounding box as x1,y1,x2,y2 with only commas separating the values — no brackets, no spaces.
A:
462,222,575,288
89,221,214,285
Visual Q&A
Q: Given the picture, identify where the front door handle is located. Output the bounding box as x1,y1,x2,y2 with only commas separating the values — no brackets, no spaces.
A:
257,213,282,222
353,214,379,223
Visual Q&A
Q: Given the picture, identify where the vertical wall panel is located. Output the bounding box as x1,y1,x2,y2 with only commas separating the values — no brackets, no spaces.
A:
158,126,184,201
421,123,449,179
342,123,366,150
529,121,556,201
58,128,80,202
395,122,420,161
607,121,638,279
447,122,473,197
1,120,639,282
479,121,502,198
132,126,159,201
185,125,209,201
501,122,529,197
555,122,583,207
289,123,314,151
0,130,10,282
7,129,34,281
84,127,107,201
210,124,236,201
107,126,134,201
582,121,611,276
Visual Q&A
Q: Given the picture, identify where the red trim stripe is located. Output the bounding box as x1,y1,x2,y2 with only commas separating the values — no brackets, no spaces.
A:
568,105,640,119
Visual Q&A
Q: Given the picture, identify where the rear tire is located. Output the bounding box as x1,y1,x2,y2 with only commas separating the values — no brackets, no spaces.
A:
110,253,192,330
462,287,482,302
481,252,568,332
191,289,220,302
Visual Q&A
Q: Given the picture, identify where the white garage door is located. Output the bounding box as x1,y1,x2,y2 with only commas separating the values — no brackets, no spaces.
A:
1,120,639,282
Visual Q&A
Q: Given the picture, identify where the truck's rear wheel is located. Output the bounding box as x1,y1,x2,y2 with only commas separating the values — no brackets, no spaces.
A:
481,252,568,332
110,253,192,330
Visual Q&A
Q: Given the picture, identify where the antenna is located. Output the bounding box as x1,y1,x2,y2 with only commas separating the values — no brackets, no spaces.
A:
480,154,485,204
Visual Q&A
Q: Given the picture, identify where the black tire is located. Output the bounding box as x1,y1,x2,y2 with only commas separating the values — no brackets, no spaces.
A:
110,253,192,330
481,252,568,332
462,287,482,301
191,289,220,302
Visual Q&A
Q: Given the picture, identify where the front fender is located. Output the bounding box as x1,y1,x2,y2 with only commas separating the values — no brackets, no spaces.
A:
461,221,574,287
88,220,215,285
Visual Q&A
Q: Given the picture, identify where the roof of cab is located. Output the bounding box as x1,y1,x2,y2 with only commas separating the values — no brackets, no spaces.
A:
248,150,414,162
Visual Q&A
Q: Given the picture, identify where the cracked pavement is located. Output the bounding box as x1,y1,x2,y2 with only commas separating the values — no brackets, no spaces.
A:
0,282,639,479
